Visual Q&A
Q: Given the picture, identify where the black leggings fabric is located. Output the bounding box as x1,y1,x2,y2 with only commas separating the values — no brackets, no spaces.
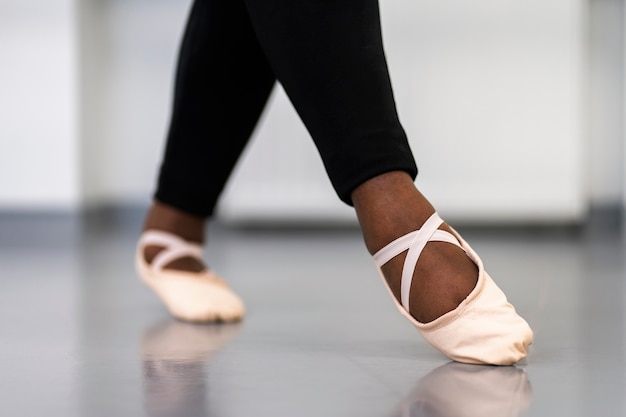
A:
155,0,417,217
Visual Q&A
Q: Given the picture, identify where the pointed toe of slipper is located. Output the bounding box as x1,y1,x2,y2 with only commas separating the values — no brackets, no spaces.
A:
417,272,533,365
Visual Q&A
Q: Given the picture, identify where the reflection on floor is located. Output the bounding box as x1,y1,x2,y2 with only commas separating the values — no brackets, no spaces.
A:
0,212,624,416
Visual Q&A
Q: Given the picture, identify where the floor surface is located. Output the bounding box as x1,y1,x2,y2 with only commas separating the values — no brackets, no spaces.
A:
1,213,625,417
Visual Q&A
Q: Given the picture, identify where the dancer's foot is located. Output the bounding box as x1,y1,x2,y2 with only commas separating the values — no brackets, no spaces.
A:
352,172,532,364
136,201,245,323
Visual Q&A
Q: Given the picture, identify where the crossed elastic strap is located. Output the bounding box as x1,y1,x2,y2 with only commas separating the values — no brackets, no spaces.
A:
373,212,464,312
138,230,204,272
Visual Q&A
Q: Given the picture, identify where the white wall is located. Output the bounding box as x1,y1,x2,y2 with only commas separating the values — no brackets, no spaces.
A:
0,0,79,210
79,0,189,207
590,0,624,207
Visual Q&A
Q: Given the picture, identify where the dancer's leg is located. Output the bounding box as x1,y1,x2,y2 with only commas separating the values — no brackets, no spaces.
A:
143,0,275,270
243,0,531,362
242,0,474,322
244,0,416,204
137,0,275,322
155,0,275,219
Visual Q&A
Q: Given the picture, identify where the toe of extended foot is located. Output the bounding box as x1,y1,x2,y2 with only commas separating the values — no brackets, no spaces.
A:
417,272,533,366
146,271,246,323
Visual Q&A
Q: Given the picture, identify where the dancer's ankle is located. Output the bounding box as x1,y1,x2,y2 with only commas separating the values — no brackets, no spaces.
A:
142,201,207,272
352,171,478,323
352,171,434,254
143,201,206,243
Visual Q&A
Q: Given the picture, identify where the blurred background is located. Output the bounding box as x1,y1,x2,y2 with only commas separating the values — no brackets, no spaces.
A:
2,2,626,416
0,0,622,226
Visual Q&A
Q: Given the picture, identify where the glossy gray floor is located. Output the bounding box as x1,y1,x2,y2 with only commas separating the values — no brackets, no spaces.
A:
1,213,625,417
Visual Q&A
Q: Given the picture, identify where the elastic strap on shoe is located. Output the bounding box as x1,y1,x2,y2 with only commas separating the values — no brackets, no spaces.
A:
139,230,204,272
372,213,464,311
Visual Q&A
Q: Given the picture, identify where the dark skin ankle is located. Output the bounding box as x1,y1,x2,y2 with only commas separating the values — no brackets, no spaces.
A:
351,171,478,323
142,201,207,272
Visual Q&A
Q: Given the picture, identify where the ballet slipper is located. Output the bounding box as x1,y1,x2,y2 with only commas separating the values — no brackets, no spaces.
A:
136,230,245,323
374,213,533,365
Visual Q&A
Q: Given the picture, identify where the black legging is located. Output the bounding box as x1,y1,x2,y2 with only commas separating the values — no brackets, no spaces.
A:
155,0,418,217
